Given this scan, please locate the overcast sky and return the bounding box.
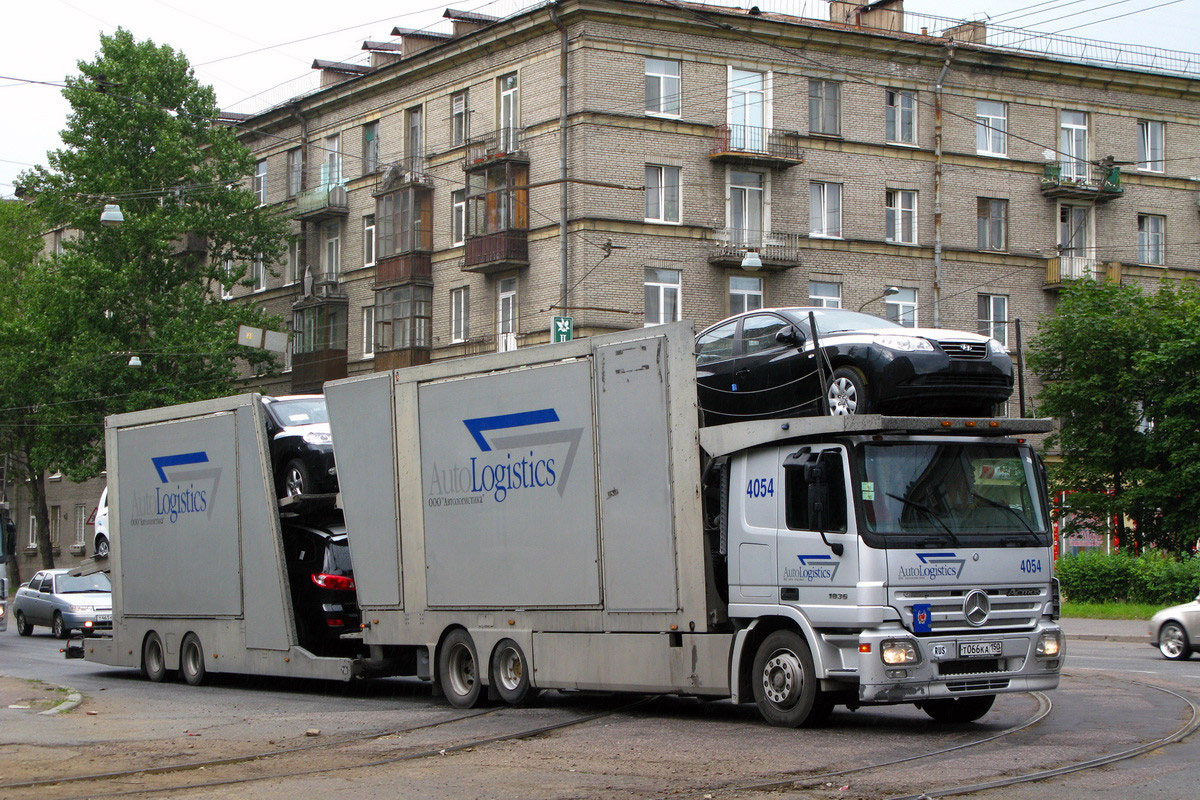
[2,0,1197,198]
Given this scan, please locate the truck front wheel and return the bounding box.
[751,630,831,727]
[919,694,995,723]
[439,629,484,708]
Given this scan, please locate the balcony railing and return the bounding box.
[709,228,804,269]
[1040,163,1123,201]
[465,127,527,168]
[463,229,529,272]
[710,124,804,167]
[1044,255,1121,288]
[293,183,349,221]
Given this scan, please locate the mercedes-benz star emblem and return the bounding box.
[963,590,990,627]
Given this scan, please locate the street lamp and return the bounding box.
[740,251,762,271]
[100,204,125,226]
[858,286,900,312]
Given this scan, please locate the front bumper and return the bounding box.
[61,610,114,631]
[0,603,7,632]
[855,620,1062,703]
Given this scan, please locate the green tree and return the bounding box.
[7,29,287,568]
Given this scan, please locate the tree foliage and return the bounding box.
[1029,279,1200,553]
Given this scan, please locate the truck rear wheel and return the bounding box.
[751,630,831,727]
[142,632,168,683]
[180,633,208,686]
[919,694,995,723]
[439,629,484,708]
[491,639,540,706]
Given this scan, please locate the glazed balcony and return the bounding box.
[293,183,349,221]
[710,125,804,168]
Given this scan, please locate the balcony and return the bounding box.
[376,239,433,287]
[709,125,804,168]
[376,158,433,192]
[708,229,803,271]
[463,230,529,273]
[1044,256,1121,289]
[1040,163,1123,202]
[293,183,349,221]
[464,127,527,168]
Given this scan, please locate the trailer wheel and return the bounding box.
[438,629,484,708]
[180,633,208,686]
[919,694,995,723]
[491,639,540,706]
[142,632,168,683]
[751,630,830,728]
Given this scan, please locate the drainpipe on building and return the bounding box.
[932,45,956,329]
[551,2,570,318]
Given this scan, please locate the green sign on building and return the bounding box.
[551,315,573,343]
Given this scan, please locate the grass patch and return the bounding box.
[1062,601,1165,620]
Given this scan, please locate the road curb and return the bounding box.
[1065,633,1144,644]
[39,687,83,715]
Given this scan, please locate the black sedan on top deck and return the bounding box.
[695,307,1013,425]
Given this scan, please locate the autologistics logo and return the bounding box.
[130,451,222,526]
[898,552,966,582]
[783,554,840,583]
[425,408,584,506]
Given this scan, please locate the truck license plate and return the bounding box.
[959,640,1002,658]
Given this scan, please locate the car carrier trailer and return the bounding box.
[79,322,1061,726]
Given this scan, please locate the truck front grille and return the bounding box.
[897,586,1046,634]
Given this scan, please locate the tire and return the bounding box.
[1158,621,1193,661]
[95,534,110,559]
[142,632,168,683]
[491,639,540,706]
[52,612,69,640]
[826,367,870,416]
[438,629,484,709]
[283,459,312,498]
[751,630,828,727]
[920,694,996,723]
[83,628,97,638]
[15,611,32,636]
[180,633,209,686]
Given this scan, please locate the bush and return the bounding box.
[1055,551,1200,605]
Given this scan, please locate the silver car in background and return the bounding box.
[1149,594,1200,660]
[13,569,113,638]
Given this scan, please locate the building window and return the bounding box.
[466,163,528,237]
[250,254,266,292]
[363,121,380,174]
[1059,203,1092,273]
[375,284,432,350]
[497,276,517,352]
[729,275,762,316]
[976,100,1007,156]
[978,294,1009,348]
[451,286,469,343]
[498,72,519,148]
[1059,111,1089,182]
[451,189,466,246]
[287,148,302,197]
[323,133,342,186]
[885,287,917,328]
[729,69,767,151]
[729,169,765,248]
[220,257,234,300]
[809,181,842,238]
[362,305,375,358]
[451,90,469,146]
[322,221,341,281]
[28,513,36,548]
[75,504,86,546]
[253,159,267,206]
[809,281,841,308]
[885,89,916,144]
[885,189,917,244]
[293,305,347,354]
[644,268,681,327]
[645,165,681,223]
[363,214,376,267]
[1137,120,1164,173]
[406,106,424,172]
[286,237,301,284]
[376,189,433,258]
[808,79,840,136]
[1138,214,1165,265]
[977,198,1008,252]
[645,58,681,117]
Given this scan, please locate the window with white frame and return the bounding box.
[1059,111,1088,182]
[253,159,267,206]
[362,305,375,357]
[451,189,466,246]
[885,89,916,144]
[323,133,342,186]
[729,275,762,316]
[75,504,86,546]
[498,72,519,149]
[645,165,680,223]
[729,169,765,248]
[976,100,1007,156]
[1138,214,1165,265]
[451,286,469,343]
[496,276,517,352]
[644,268,681,326]
[451,90,469,146]
[28,513,36,548]
[645,58,681,117]
[1137,120,1164,173]
[809,181,842,238]
[363,214,376,267]
[220,257,234,300]
[885,287,917,328]
[287,148,302,197]
[406,105,424,172]
[250,254,266,292]
[885,189,917,244]
[978,293,1008,348]
[808,281,841,308]
[322,220,340,281]
[728,69,767,151]
[363,121,380,174]
[977,197,1008,251]
[809,79,840,136]
[286,237,301,284]
[1058,203,1093,277]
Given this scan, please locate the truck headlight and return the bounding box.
[1036,631,1061,657]
[881,639,920,665]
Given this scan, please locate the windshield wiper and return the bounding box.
[885,492,961,545]
[971,492,1036,535]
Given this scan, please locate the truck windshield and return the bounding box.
[857,442,1047,544]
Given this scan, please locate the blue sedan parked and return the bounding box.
[13,569,112,638]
